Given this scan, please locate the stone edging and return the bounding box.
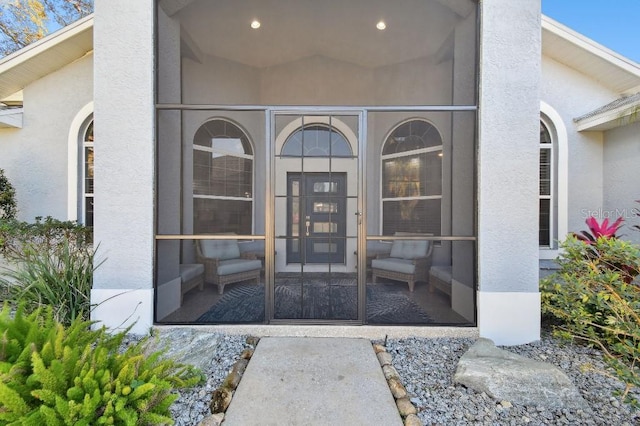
[198,336,260,426]
[373,343,422,426]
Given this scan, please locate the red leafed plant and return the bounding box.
[575,216,638,284]
[576,216,624,243]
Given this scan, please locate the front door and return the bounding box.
[287,173,347,264]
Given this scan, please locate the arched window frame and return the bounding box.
[67,102,94,225]
[540,101,568,258]
[81,119,94,226]
[192,118,255,234]
[380,119,443,235]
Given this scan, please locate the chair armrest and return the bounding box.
[412,256,432,276]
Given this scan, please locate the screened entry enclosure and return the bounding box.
[155,0,478,326]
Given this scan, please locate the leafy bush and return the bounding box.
[0,216,92,264]
[541,235,640,406]
[0,305,203,425]
[0,239,100,325]
[0,216,96,325]
[0,168,17,220]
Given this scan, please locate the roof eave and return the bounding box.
[575,102,640,132]
[542,15,640,94]
[0,108,23,128]
[0,14,94,99]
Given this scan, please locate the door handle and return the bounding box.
[305,216,311,237]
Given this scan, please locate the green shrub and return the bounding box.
[0,238,100,325]
[0,216,92,264]
[0,304,203,425]
[0,217,96,325]
[541,235,640,406]
[0,168,17,220]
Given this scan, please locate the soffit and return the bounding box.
[0,15,94,100]
[174,0,469,69]
[542,16,640,94]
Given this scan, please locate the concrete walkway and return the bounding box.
[223,337,403,426]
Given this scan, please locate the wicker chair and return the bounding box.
[196,238,262,295]
[371,233,433,292]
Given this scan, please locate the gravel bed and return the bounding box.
[168,334,249,426]
[162,332,639,425]
[385,335,640,426]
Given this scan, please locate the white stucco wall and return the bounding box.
[0,54,93,222]
[91,0,155,334]
[603,121,640,245]
[477,0,541,345]
[541,56,618,235]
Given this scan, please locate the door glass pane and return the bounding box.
[314,182,338,193]
[314,202,338,213]
[313,222,338,233]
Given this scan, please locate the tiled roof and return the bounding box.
[575,93,640,122]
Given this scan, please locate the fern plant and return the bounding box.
[0,304,203,425]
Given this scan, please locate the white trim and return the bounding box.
[67,101,94,221]
[542,16,640,77]
[540,101,568,260]
[477,291,541,346]
[0,108,23,128]
[575,100,640,131]
[451,279,474,322]
[90,288,154,335]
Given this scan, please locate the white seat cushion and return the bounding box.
[180,264,204,281]
[372,258,416,275]
[217,259,262,276]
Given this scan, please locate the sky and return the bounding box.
[542,0,640,63]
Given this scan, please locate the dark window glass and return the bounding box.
[281,125,352,157]
[539,199,551,246]
[194,198,252,234]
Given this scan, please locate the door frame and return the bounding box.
[286,172,348,264]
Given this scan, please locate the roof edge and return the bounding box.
[0,14,94,72]
[542,15,640,80]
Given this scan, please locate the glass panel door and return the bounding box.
[272,112,360,322]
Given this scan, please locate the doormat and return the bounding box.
[196,282,433,324]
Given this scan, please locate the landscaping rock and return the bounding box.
[377,351,393,367]
[453,338,587,410]
[388,377,408,399]
[396,397,417,416]
[197,413,224,426]
[404,414,422,426]
[210,387,233,414]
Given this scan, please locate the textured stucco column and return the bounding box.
[477,0,541,345]
[91,0,155,334]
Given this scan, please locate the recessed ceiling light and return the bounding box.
[376,21,386,30]
[251,20,261,29]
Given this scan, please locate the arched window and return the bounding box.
[193,119,254,234]
[381,119,442,235]
[539,120,556,247]
[281,124,352,157]
[81,119,94,226]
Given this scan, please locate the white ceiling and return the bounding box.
[169,0,472,69]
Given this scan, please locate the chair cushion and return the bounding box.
[430,265,452,281]
[372,258,416,275]
[390,239,429,260]
[366,240,392,257]
[179,264,204,282]
[217,259,262,276]
[200,239,240,260]
[238,240,265,255]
